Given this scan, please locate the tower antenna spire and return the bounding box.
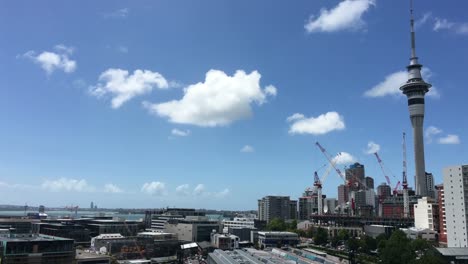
[410,0,417,59]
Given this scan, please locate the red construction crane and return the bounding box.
[373,152,401,195]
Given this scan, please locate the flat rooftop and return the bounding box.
[76,249,110,260]
[1,234,73,242]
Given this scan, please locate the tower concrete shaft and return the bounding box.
[400,1,431,197]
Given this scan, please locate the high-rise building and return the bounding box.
[346,163,365,190]
[258,196,297,223]
[426,172,435,199]
[90,202,94,210]
[399,3,432,197]
[377,183,391,199]
[443,165,468,247]
[436,184,447,245]
[365,176,375,189]
[338,184,349,207]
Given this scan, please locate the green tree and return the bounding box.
[289,219,298,230]
[337,229,350,241]
[314,227,328,245]
[305,226,315,238]
[267,218,287,231]
[379,230,415,264]
[346,237,360,252]
[363,235,377,252]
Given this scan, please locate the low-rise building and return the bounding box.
[211,233,239,250]
[75,249,110,264]
[0,234,74,263]
[257,231,299,248]
[165,217,221,242]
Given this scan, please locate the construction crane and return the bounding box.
[313,171,323,215]
[402,132,410,218]
[315,142,357,216]
[373,152,401,195]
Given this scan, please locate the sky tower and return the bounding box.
[400,0,432,197]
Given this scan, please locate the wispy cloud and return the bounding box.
[287,112,345,135]
[305,0,375,33]
[425,126,442,143]
[240,145,254,153]
[171,129,190,137]
[104,183,123,193]
[364,68,439,98]
[104,8,129,19]
[415,12,432,29]
[365,141,380,154]
[176,184,190,196]
[438,134,461,145]
[433,18,468,35]
[143,70,277,127]
[20,44,76,75]
[42,178,94,192]
[89,68,169,108]
[193,184,206,196]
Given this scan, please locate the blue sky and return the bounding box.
[0,0,467,210]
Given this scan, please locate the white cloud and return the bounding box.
[193,184,206,196]
[433,18,468,35]
[438,134,460,145]
[143,70,276,127]
[415,12,432,29]
[21,45,76,74]
[364,68,439,98]
[365,141,380,154]
[176,184,190,196]
[287,112,345,135]
[216,188,230,198]
[171,128,190,137]
[104,8,129,19]
[89,68,169,108]
[141,181,166,196]
[425,126,442,143]
[332,152,357,165]
[104,183,123,193]
[42,178,94,192]
[240,145,255,153]
[305,0,375,33]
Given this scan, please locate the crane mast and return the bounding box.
[314,171,323,215]
[403,132,410,218]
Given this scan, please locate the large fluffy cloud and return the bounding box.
[305,0,375,33]
[287,112,345,135]
[364,68,439,98]
[21,44,76,74]
[90,68,169,108]
[143,70,276,127]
